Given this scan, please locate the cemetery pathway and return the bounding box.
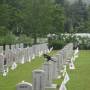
[67,50,90,90]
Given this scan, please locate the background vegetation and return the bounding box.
[0,0,90,48]
[48,34,90,50]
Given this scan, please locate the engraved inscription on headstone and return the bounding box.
[16,81,32,90]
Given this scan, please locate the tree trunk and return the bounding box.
[33,33,37,44]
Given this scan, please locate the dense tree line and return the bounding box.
[58,0,90,33]
[0,0,65,44]
[0,0,90,44]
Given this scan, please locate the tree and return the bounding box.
[21,0,65,44]
[51,4,65,33]
[55,0,65,6]
[0,0,24,36]
[70,0,88,32]
[84,5,90,33]
[0,0,66,45]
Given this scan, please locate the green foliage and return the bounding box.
[0,4,11,27]
[0,26,9,36]
[17,34,33,46]
[48,34,90,50]
[0,0,66,44]
[0,0,90,45]
[61,0,89,33]
[79,37,90,50]
[55,0,65,6]
[0,33,16,45]
[51,4,65,33]
[48,40,65,50]
[83,6,90,33]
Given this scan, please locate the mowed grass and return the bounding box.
[0,50,90,90]
[0,51,57,90]
[66,50,90,90]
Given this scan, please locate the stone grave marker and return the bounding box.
[0,46,3,54]
[5,45,10,55]
[2,55,9,76]
[16,44,20,49]
[32,69,45,90]
[20,43,24,49]
[0,54,4,73]
[51,57,58,79]
[16,81,32,90]
[42,62,52,87]
[11,45,16,51]
[42,62,57,90]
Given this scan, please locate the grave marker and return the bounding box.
[32,70,45,90]
[16,81,32,90]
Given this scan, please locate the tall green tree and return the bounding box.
[70,0,88,32]
[55,0,65,6]
[0,0,24,35]
[51,4,65,33]
[0,0,66,44]
[21,0,65,44]
[84,5,90,33]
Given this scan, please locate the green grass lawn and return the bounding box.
[66,50,90,90]
[53,50,90,90]
[0,51,57,90]
[0,50,90,90]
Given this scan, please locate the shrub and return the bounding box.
[48,34,90,50]
[48,40,66,50]
[0,33,16,45]
[17,34,33,46]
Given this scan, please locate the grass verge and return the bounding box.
[0,50,57,90]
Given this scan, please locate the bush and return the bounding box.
[48,34,90,50]
[48,40,66,50]
[0,33,33,46]
[0,33,16,45]
[17,34,33,46]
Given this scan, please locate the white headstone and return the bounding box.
[20,43,24,49]
[5,45,10,52]
[16,81,32,90]
[11,45,16,51]
[21,56,25,64]
[5,45,10,56]
[0,46,3,54]
[51,57,58,79]
[56,54,62,74]
[0,54,4,73]
[42,62,53,87]
[16,44,20,49]
[32,70,45,90]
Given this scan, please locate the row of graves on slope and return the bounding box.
[0,43,52,76]
[16,43,79,90]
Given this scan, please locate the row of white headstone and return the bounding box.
[59,44,79,90]
[0,43,51,76]
[16,43,77,90]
